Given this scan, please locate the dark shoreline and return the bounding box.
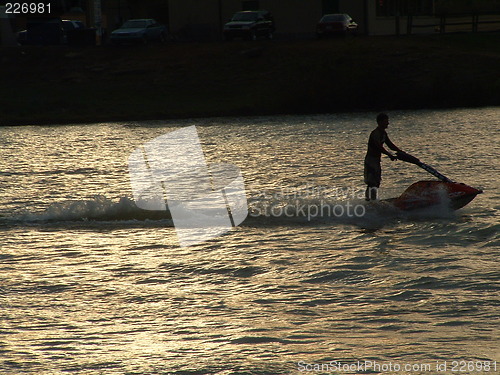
[2,33,500,126]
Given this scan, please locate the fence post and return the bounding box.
[440,14,446,34]
[472,14,479,32]
[406,14,412,35]
[395,12,400,36]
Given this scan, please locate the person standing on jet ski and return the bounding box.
[364,113,403,201]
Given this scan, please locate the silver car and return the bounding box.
[110,19,167,44]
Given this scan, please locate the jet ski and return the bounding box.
[387,151,482,211]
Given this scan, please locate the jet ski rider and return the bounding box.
[364,113,403,201]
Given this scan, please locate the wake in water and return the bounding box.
[6,196,173,225]
[1,189,456,230]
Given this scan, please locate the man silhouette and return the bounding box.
[364,113,402,201]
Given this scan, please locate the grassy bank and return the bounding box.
[2,33,500,125]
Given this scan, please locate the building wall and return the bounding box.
[168,0,329,40]
[108,0,500,39]
[103,0,133,30]
[259,0,323,38]
[0,6,18,46]
[114,0,397,39]
[169,0,221,40]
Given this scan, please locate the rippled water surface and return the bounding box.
[0,108,499,374]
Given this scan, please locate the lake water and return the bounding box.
[0,108,498,374]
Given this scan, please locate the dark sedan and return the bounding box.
[316,14,358,38]
[223,10,275,41]
[110,19,167,44]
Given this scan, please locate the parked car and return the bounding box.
[316,14,358,38]
[17,19,87,45]
[223,10,275,41]
[17,18,65,45]
[62,20,87,44]
[62,20,85,32]
[16,29,28,45]
[110,19,167,44]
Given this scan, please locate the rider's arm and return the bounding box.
[385,135,402,153]
[381,146,397,160]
